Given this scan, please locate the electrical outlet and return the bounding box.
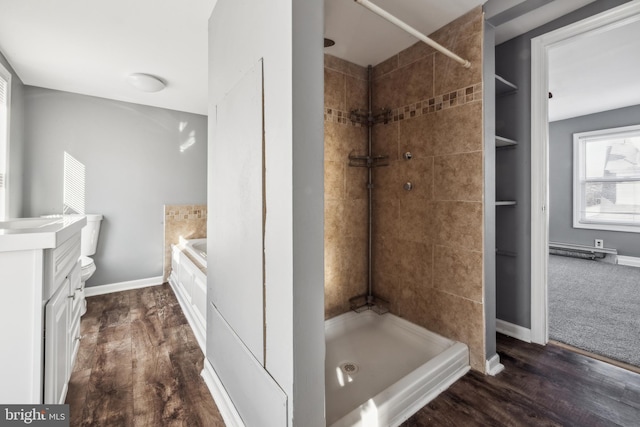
[595,239,604,249]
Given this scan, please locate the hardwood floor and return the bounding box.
[403,335,640,427]
[65,284,224,427]
[68,286,640,426]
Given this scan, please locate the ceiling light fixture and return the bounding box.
[127,73,166,92]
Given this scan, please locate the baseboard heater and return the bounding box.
[549,241,617,261]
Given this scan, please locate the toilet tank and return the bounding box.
[81,214,103,257]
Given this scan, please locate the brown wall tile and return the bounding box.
[397,199,434,244]
[431,102,483,155]
[433,245,483,302]
[373,54,399,78]
[325,233,369,318]
[325,199,346,239]
[434,33,483,95]
[374,55,435,110]
[433,201,483,251]
[346,75,368,112]
[372,198,400,240]
[324,161,345,201]
[418,288,485,372]
[398,157,434,201]
[345,165,368,200]
[325,122,367,162]
[398,42,436,68]
[325,54,368,80]
[395,240,433,290]
[372,121,399,160]
[399,114,436,159]
[429,6,483,53]
[344,199,368,239]
[433,152,483,201]
[324,68,346,110]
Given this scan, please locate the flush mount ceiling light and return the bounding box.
[127,73,166,92]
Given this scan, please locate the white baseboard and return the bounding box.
[485,354,505,376]
[496,319,531,343]
[84,276,164,297]
[617,255,640,268]
[201,360,245,427]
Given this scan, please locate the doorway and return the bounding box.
[530,1,640,351]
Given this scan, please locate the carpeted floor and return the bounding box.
[548,254,640,367]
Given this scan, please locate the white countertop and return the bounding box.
[0,216,87,252]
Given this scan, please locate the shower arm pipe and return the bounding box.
[353,0,472,69]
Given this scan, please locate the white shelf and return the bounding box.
[496,136,517,147]
[496,201,517,206]
[495,74,518,96]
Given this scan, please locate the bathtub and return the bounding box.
[325,310,469,426]
[169,238,207,352]
[183,237,207,268]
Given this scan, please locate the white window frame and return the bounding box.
[0,61,11,221]
[573,124,640,233]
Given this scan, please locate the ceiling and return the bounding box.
[324,0,486,67]
[0,0,216,115]
[0,0,635,118]
[485,0,598,45]
[548,17,640,122]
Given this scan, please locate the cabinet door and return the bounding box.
[68,261,83,369]
[44,278,71,404]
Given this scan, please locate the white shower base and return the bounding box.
[325,310,469,426]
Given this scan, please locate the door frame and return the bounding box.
[530,1,640,345]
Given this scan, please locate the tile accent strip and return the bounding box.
[324,82,482,126]
[165,205,207,221]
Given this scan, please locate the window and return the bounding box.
[0,62,10,220]
[573,125,640,233]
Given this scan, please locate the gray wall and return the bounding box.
[0,51,25,218]
[494,0,631,328]
[549,104,640,258]
[23,87,207,287]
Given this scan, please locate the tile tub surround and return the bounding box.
[324,7,486,371]
[163,204,207,281]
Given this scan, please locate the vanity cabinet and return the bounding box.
[44,277,72,404]
[0,216,85,404]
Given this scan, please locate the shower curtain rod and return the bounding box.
[354,0,472,69]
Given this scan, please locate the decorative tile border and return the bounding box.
[324,108,363,127]
[324,82,482,126]
[165,205,207,221]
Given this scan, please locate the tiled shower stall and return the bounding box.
[324,7,486,371]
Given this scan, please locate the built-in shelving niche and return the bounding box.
[495,74,517,245]
[495,74,518,96]
[495,136,517,148]
[495,75,518,149]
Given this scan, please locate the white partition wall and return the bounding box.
[206,0,325,425]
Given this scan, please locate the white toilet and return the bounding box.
[79,214,103,314]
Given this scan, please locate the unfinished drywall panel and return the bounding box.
[207,0,325,425]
